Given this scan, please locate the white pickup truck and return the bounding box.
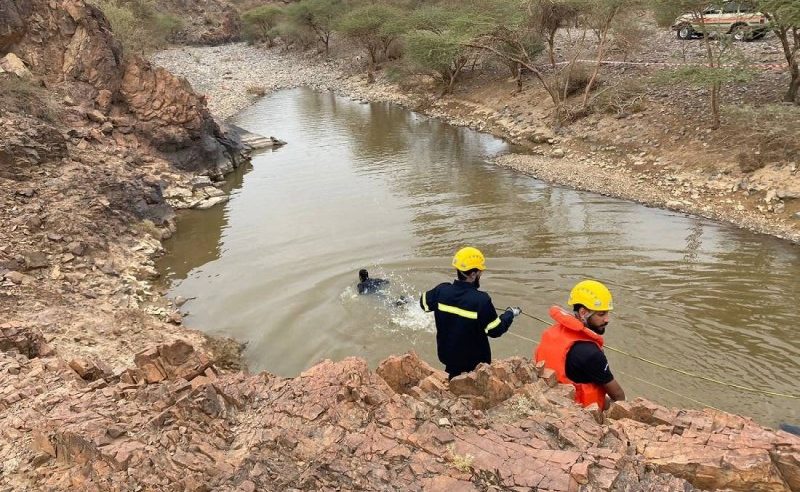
[672,2,769,41]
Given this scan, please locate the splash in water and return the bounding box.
[341,267,436,338]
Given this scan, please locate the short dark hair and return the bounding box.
[573,303,586,313]
[456,268,480,280]
[359,269,369,282]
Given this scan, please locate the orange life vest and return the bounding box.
[534,306,607,409]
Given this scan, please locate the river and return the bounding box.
[157,88,799,426]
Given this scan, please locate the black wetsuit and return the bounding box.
[357,277,389,295]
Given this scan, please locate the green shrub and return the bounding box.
[154,12,183,41]
[336,4,407,67]
[285,0,343,54]
[242,5,284,45]
[406,29,473,93]
[590,79,647,116]
[273,20,318,50]
[91,0,182,56]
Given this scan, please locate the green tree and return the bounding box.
[92,0,182,56]
[581,0,642,106]
[273,20,317,51]
[759,0,800,102]
[530,0,581,67]
[404,6,478,94]
[463,0,594,125]
[336,4,407,78]
[406,30,474,95]
[242,5,284,46]
[285,0,343,55]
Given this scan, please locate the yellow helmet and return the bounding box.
[452,246,486,272]
[568,280,613,311]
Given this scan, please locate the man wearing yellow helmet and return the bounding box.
[420,247,521,379]
[535,280,625,410]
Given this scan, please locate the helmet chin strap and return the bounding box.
[580,309,594,327]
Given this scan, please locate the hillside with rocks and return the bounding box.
[0,0,248,368]
[1,1,799,490]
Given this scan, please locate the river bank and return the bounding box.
[153,42,800,244]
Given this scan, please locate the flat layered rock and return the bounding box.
[2,345,796,491]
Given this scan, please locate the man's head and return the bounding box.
[452,247,485,286]
[574,304,610,334]
[359,269,369,282]
[568,280,613,335]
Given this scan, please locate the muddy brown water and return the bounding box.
[157,88,799,426]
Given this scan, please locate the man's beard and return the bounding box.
[474,278,480,289]
[588,319,607,335]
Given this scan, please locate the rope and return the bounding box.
[615,370,723,412]
[500,329,726,410]
[495,308,800,400]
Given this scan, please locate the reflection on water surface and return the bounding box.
[158,88,800,426]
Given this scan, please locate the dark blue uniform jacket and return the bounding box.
[420,280,514,379]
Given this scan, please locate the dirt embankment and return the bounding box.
[1,2,799,489]
[153,35,800,244]
[1,0,247,369]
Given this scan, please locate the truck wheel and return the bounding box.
[677,24,694,40]
[732,24,751,42]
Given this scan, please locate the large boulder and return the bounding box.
[120,57,234,170]
[0,52,31,77]
[127,339,214,384]
[1,0,241,173]
[610,398,800,492]
[376,351,444,394]
[448,356,538,409]
[7,0,123,91]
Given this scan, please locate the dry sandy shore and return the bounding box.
[153,43,799,245]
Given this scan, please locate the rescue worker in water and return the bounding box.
[357,269,388,295]
[535,280,626,410]
[420,247,521,379]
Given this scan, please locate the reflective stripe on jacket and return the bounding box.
[421,280,513,378]
[534,306,607,409]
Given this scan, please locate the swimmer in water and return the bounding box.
[357,269,389,295]
[357,269,409,306]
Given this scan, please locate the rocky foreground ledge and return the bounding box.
[2,325,797,491]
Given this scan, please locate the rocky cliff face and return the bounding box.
[0,0,239,173]
[1,337,797,491]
